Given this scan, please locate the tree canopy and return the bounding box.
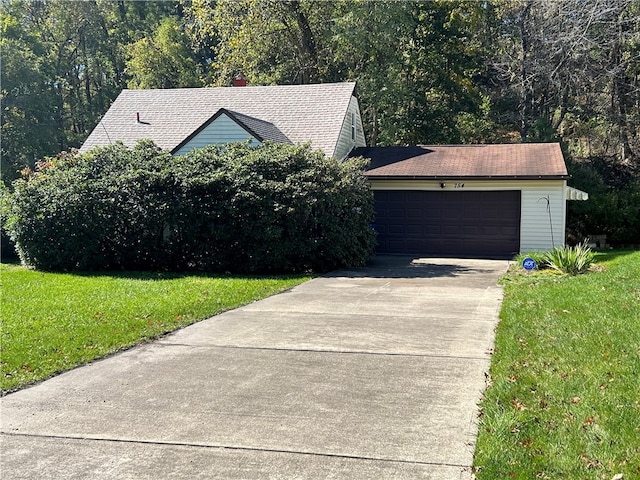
[183,0,640,158]
[2,0,639,184]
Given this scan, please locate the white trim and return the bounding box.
[565,186,589,201]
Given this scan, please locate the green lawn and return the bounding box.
[0,264,309,393]
[474,250,640,479]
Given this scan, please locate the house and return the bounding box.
[82,82,587,258]
[351,144,588,258]
[80,82,366,159]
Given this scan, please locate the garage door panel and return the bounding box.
[373,190,521,258]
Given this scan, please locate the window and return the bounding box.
[351,112,356,141]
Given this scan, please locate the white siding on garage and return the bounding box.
[173,113,260,155]
[519,185,566,251]
[367,179,567,253]
[334,96,366,159]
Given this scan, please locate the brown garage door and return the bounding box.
[373,190,521,258]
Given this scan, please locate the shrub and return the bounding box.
[542,242,595,275]
[5,140,376,273]
[167,142,376,272]
[6,143,175,270]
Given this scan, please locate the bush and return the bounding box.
[514,244,595,275]
[163,141,376,272]
[6,143,175,270]
[5,140,376,273]
[542,242,595,275]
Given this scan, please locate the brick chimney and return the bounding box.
[232,75,247,87]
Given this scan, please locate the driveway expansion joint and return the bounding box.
[157,342,491,361]
[1,431,470,469]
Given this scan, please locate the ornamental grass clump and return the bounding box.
[542,242,595,275]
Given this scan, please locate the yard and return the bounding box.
[2,251,638,478]
[474,250,640,479]
[0,264,309,393]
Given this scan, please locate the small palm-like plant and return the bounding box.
[542,242,595,275]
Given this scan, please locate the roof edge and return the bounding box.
[365,174,571,181]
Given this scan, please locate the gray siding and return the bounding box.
[334,96,366,159]
[174,114,260,155]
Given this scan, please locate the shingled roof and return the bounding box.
[353,144,569,179]
[81,82,357,157]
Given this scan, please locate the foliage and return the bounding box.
[172,142,376,273]
[2,0,639,238]
[475,250,640,479]
[5,141,375,273]
[514,244,595,276]
[187,0,487,146]
[541,243,595,276]
[3,0,640,161]
[0,183,18,261]
[485,0,639,154]
[566,156,640,245]
[0,0,184,184]
[0,263,309,393]
[0,1,60,183]
[125,16,203,89]
[6,142,171,270]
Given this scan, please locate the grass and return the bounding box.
[0,264,309,393]
[474,250,640,479]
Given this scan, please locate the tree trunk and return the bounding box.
[282,1,319,84]
[519,1,534,140]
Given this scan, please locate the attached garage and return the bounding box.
[351,144,588,258]
[374,190,521,257]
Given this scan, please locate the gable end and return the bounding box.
[172,108,262,154]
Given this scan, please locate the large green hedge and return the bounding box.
[6,140,376,273]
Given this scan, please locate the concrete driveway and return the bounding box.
[1,256,508,479]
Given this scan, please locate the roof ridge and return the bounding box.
[121,81,357,94]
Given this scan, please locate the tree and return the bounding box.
[1,0,59,183]
[1,0,188,184]
[487,0,640,161]
[185,0,339,86]
[185,0,488,145]
[125,16,203,89]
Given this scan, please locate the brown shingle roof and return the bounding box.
[353,144,569,179]
[80,83,357,157]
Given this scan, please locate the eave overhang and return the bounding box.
[364,174,571,181]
